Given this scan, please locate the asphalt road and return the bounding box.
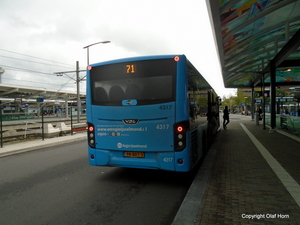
[0,141,197,225]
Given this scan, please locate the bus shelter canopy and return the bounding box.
[206,0,300,88]
[0,83,85,104]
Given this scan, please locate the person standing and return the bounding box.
[211,102,219,135]
[223,106,230,129]
[257,106,262,120]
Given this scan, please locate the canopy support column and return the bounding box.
[270,59,276,130]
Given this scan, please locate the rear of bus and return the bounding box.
[86,55,192,171]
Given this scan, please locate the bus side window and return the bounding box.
[109,86,125,101]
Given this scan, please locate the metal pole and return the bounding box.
[42,107,44,141]
[87,47,89,65]
[262,74,266,130]
[0,107,3,148]
[76,61,81,123]
[251,86,255,121]
[270,60,276,130]
[0,67,5,84]
[83,41,111,66]
[65,95,68,118]
[70,106,73,135]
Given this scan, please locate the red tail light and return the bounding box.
[174,121,189,151]
[177,126,183,132]
[87,122,95,148]
[178,159,184,164]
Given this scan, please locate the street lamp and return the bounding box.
[83,41,111,65]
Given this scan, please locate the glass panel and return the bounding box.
[90,59,176,106]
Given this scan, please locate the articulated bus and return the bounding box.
[86,55,220,172]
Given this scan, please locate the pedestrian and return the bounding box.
[223,106,230,129]
[211,102,219,135]
[257,107,262,120]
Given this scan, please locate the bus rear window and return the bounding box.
[90,59,176,106]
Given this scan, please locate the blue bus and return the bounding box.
[86,55,220,172]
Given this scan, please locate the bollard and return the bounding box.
[255,112,259,125]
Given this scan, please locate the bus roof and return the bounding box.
[90,54,186,67]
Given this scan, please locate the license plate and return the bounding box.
[124,152,145,158]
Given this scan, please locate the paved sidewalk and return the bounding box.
[194,115,300,224]
[0,132,87,158]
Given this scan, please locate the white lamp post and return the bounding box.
[83,41,111,65]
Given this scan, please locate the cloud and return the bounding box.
[101,27,174,55]
[0,0,236,97]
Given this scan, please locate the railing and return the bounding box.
[0,114,87,147]
[2,114,35,121]
[265,113,300,136]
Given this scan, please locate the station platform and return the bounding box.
[173,114,300,225]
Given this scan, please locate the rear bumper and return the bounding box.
[88,147,192,171]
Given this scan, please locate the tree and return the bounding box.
[221,89,253,113]
[222,94,237,112]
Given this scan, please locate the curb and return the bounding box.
[172,133,221,225]
[0,136,87,158]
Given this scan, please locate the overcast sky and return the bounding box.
[0,0,235,97]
